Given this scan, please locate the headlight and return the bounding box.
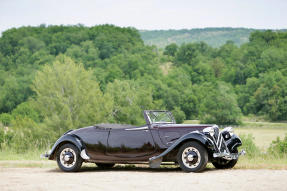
[203,127,215,137]
[223,126,234,136]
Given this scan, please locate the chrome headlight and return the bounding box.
[203,127,215,137]
[223,126,234,136]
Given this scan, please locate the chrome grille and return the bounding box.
[211,127,229,153]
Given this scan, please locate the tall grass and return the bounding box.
[0,149,46,160]
[236,133,287,169]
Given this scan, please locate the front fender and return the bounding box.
[149,131,214,161]
[47,133,83,160]
[226,134,242,153]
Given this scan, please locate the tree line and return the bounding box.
[140,27,255,48]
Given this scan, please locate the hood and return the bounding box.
[157,123,213,146]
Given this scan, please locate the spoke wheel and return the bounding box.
[177,141,208,173]
[56,143,83,172]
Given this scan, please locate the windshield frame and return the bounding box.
[144,110,176,125]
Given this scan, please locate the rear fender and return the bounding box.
[149,131,214,161]
[48,133,83,160]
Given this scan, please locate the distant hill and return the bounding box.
[139,28,257,48]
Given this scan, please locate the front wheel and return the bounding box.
[177,141,208,173]
[56,143,83,172]
[212,149,238,169]
[212,158,238,169]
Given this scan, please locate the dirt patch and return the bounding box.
[0,167,286,191]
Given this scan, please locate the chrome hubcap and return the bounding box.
[187,154,194,161]
[64,154,72,162]
[182,147,201,169]
[60,148,76,168]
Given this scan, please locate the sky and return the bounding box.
[0,0,287,34]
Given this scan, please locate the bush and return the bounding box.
[9,117,50,152]
[0,125,14,149]
[239,134,261,158]
[268,135,287,157]
[0,113,12,126]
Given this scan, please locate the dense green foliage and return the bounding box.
[33,55,112,136]
[198,82,242,125]
[106,79,159,125]
[0,24,287,151]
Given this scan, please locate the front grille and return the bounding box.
[211,127,229,153]
[213,126,220,140]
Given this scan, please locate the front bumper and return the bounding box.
[206,127,246,160]
[213,149,246,160]
[40,150,51,159]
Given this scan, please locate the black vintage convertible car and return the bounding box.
[43,110,245,172]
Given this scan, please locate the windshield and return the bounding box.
[146,111,175,124]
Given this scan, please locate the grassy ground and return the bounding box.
[235,157,287,170]
[0,149,46,161]
[235,120,286,151]
[235,128,286,150]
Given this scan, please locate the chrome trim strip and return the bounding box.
[223,139,230,153]
[216,133,221,145]
[125,126,148,131]
[219,136,223,149]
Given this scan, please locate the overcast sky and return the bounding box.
[1,0,286,34]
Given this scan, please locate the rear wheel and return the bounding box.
[56,143,83,172]
[177,141,208,173]
[96,163,115,169]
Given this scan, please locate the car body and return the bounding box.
[43,110,245,172]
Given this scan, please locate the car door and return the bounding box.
[106,126,156,158]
